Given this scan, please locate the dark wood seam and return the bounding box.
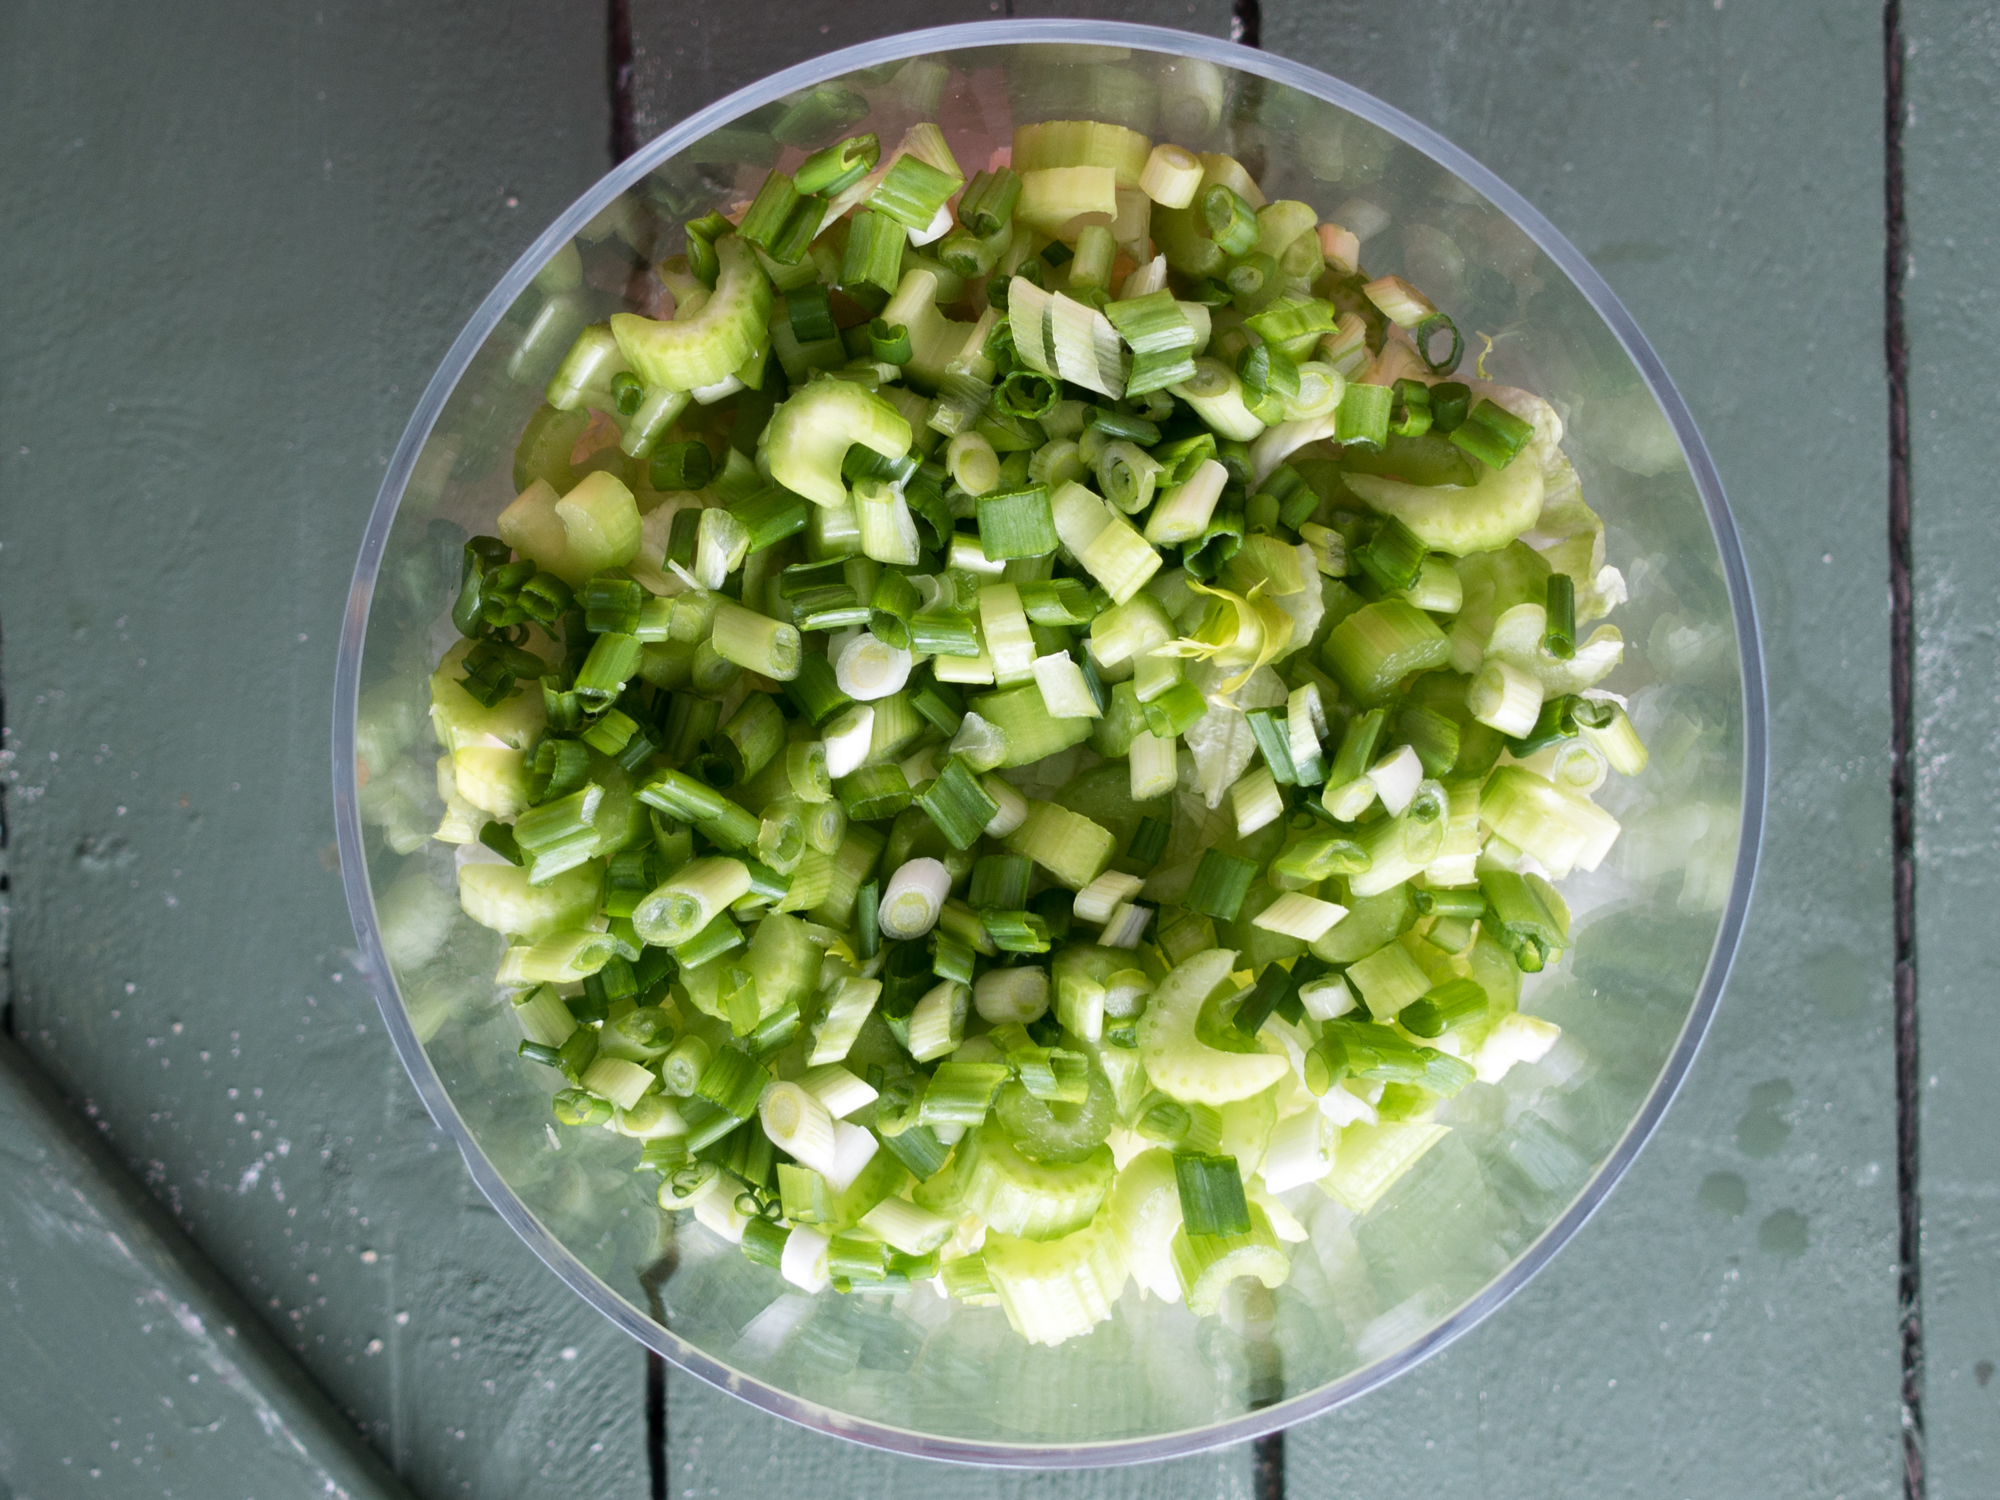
[1883,2,1923,1496]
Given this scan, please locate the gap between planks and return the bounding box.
[1881,0,1923,1497]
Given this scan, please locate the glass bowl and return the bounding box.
[333,20,1765,1465]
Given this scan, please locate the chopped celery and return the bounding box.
[427,102,1637,1346]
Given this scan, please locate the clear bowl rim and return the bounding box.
[332,17,1768,1467]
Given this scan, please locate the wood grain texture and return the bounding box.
[1904,5,2000,1494]
[0,0,1921,1494]
[0,1039,414,1499]
[623,5,1248,1492]
[0,2,644,1496]
[628,0,1232,148]
[1261,2,1901,1492]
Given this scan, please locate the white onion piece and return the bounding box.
[835,632,913,701]
[879,858,951,940]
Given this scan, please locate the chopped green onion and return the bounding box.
[871,153,963,230]
[1185,850,1257,921]
[682,212,731,289]
[957,166,1022,237]
[1142,679,1208,738]
[1468,658,1544,738]
[1415,313,1463,375]
[912,608,980,660]
[1105,290,1199,397]
[996,369,1059,420]
[1225,251,1279,308]
[1450,398,1536,469]
[869,318,913,365]
[694,1044,767,1119]
[1199,183,1259,256]
[1388,378,1433,438]
[1480,866,1568,972]
[976,485,1059,559]
[737,170,822,265]
[1544,573,1578,660]
[1355,518,1427,593]
[841,210,906,299]
[1335,381,1393,451]
[1399,977,1489,1038]
[839,763,913,821]
[969,853,1032,911]
[1244,707,1298,785]
[919,1061,1010,1128]
[916,756,1001,850]
[787,282,837,344]
[794,132,881,197]
[980,910,1053,953]
[710,600,802,680]
[784,652,851,727]
[907,979,971,1061]
[1428,381,1472,432]
[729,484,811,554]
[1174,1152,1252,1237]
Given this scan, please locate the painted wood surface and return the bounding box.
[0,1038,412,1499]
[1266,3,1903,1493]
[0,1,1934,1496]
[0,3,645,1496]
[1904,4,2000,1494]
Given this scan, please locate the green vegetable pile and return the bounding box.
[418,109,1646,1346]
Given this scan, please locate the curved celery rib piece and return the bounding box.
[1322,600,1452,707]
[983,1219,1129,1346]
[458,860,602,941]
[1104,1146,1186,1302]
[951,1120,1114,1241]
[1169,1202,1289,1317]
[611,234,772,393]
[1345,447,1545,556]
[1321,1120,1449,1214]
[1011,119,1153,187]
[758,377,914,508]
[1135,948,1289,1105]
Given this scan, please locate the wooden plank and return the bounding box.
[623,7,1241,1489]
[1902,5,2000,1493]
[629,2,1231,146]
[0,2,649,1496]
[0,1039,414,1499]
[1260,1,1902,1490]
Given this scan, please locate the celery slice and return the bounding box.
[1345,445,1546,556]
[612,235,773,393]
[1136,949,1289,1105]
[759,377,914,508]
[984,1221,1129,1346]
[1169,1203,1290,1317]
[951,1120,1115,1241]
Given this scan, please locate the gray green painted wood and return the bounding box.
[0,0,1938,1495]
[1266,2,1902,1491]
[628,0,1233,147]
[624,7,1253,1491]
[0,1037,411,1500]
[1904,5,2000,1494]
[609,3,1906,1493]
[0,2,646,1496]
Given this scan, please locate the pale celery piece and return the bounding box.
[430,103,1642,1350]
